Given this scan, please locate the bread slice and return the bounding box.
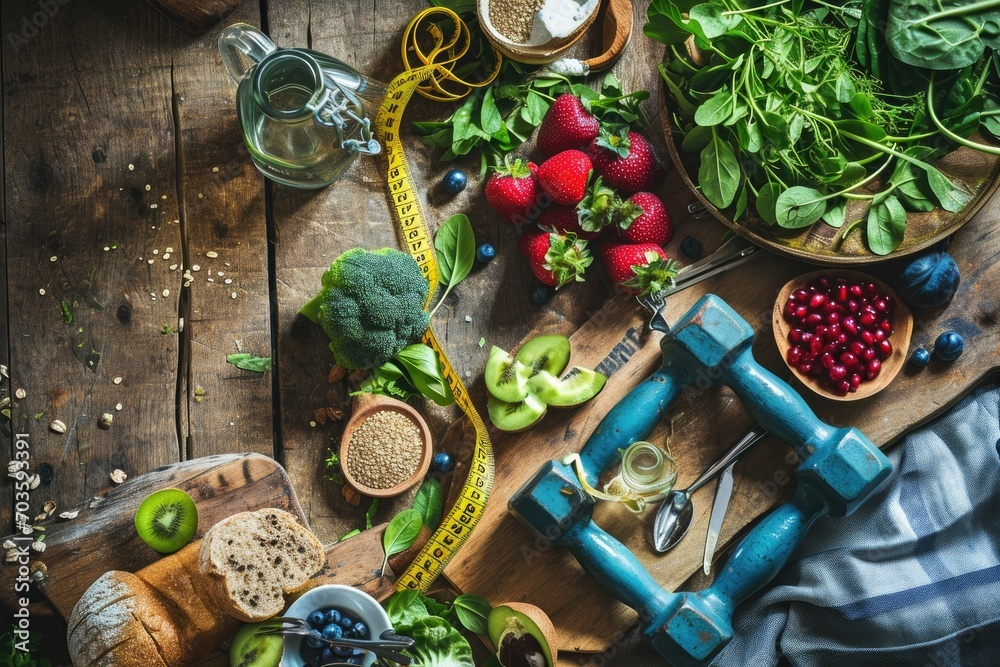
[199,508,325,622]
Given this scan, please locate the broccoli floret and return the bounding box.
[300,247,430,370]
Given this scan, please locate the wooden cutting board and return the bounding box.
[445,190,1000,655]
[0,453,395,620]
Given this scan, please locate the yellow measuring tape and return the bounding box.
[376,7,501,592]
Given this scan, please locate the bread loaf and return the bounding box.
[199,508,325,622]
[68,508,325,667]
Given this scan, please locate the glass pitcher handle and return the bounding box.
[218,23,276,84]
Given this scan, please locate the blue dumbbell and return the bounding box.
[509,294,891,666]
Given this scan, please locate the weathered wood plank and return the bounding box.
[2,0,182,528]
[170,2,274,458]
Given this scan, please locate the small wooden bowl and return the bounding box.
[478,0,600,65]
[340,393,432,498]
[773,270,913,401]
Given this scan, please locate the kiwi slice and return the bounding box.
[515,335,571,378]
[485,346,533,402]
[135,488,198,554]
[229,622,283,667]
[527,367,607,407]
[488,393,547,432]
[488,602,557,667]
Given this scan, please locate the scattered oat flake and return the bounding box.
[218,271,225,277]
[169,264,178,271]
[28,474,40,490]
[15,388,26,400]
[104,246,110,251]
[224,278,233,284]
[59,510,79,520]
[31,541,45,553]
[39,288,45,295]
[147,259,155,265]
[110,469,127,484]
[231,292,238,299]
[128,164,135,171]
[153,249,159,255]
[49,256,57,262]
[144,184,151,191]
[115,403,123,411]
[212,166,220,172]
[163,253,171,260]
[191,265,201,272]
[207,278,214,283]
[113,377,122,385]
[151,204,158,209]
[162,289,170,298]
[50,420,67,434]
[165,247,174,253]
[161,195,167,200]
[205,251,219,258]
[310,421,317,427]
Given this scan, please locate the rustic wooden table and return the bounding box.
[3,0,1000,664]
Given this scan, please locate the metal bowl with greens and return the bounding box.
[646,0,1000,259]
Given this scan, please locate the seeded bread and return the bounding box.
[199,507,325,622]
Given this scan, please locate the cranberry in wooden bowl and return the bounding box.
[773,270,913,401]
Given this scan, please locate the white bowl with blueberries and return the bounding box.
[281,585,394,667]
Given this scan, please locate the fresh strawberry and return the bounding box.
[617,192,673,246]
[485,156,539,225]
[537,94,600,157]
[577,176,621,236]
[600,241,678,296]
[535,150,592,206]
[538,205,600,241]
[518,228,593,288]
[588,129,655,193]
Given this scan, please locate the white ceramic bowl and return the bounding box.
[281,584,394,667]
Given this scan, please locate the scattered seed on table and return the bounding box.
[465,315,472,322]
[212,166,219,172]
[103,246,110,251]
[191,265,201,272]
[110,469,127,484]
[346,410,423,490]
[218,271,225,277]
[224,278,233,284]
[169,264,178,271]
[98,413,113,429]
[205,251,219,258]
[309,421,317,427]
[50,420,67,434]
[161,195,167,200]
[165,247,173,253]
[144,184,151,191]
[38,289,45,295]
[113,377,122,385]
[128,164,135,171]
[162,253,170,260]
[152,249,159,255]
[231,292,237,299]
[115,403,123,411]
[15,388,26,400]
[147,259,155,265]
[49,256,57,262]
[207,278,214,283]
[59,510,79,519]
[162,289,170,298]
[150,204,158,209]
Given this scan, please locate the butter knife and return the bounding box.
[703,460,735,575]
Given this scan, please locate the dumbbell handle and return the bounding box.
[578,357,690,487]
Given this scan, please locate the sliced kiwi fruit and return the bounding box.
[485,346,533,402]
[514,335,571,378]
[527,367,607,407]
[135,488,198,554]
[487,393,547,432]
[229,622,283,667]
[488,602,557,667]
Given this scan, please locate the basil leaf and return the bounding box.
[382,509,423,575]
[480,87,503,135]
[395,343,455,406]
[413,478,444,529]
[698,129,741,208]
[226,353,271,373]
[434,214,475,287]
[365,497,379,531]
[866,195,906,256]
[452,594,492,635]
[775,187,827,229]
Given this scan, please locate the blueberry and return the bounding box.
[307,610,326,628]
[352,622,367,638]
[530,286,556,305]
[333,644,353,658]
[933,331,964,361]
[680,235,703,259]
[909,347,931,368]
[324,608,342,625]
[339,615,354,629]
[306,629,325,648]
[432,451,454,473]
[476,243,496,263]
[320,648,335,663]
[322,623,344,640]
[443,169,467,194]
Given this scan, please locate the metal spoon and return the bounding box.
[652,426,767,553]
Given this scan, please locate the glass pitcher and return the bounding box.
[219,23,384,189]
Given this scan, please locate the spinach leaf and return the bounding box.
[755,182,783,226]
[365,497,379,531]
[413,478,444,529]
[395,343,455,406]
[689,2,742,39]
[226,353,271,373]
[775,187,828,229]
[886,0,1000,70]
[694,90,735,127]
[699,129,741,208]
[434,214,475,287]
[382,509,423,575]
[452,594,492,635]
[866,195,907,255]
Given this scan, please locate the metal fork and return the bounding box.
[255,617,414,665]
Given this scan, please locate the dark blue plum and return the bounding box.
[933,331,964,362]
[909,347,931,368]
[897,250,960,309]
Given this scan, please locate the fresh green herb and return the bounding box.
[323,449,344,485]
[226,353,271,373]
[1,629,52,667]
[412,478,444,529]
[365,497,380,531]
[648,0,991,254]
[394,344,455,406]
[383,590,479,667]
[33,412,44,421]
[160,325,174,335]
[451,594,491,635]
[430,214,476,318]
[478,337,485,348]
[339,528,360,541]
[59,300,73,325]
[382,509,423,574]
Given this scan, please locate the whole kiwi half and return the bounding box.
[229,622,283,667]
[135,488,199,553]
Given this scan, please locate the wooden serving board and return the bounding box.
[445,190,1000,655]
[0,453,395,621]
